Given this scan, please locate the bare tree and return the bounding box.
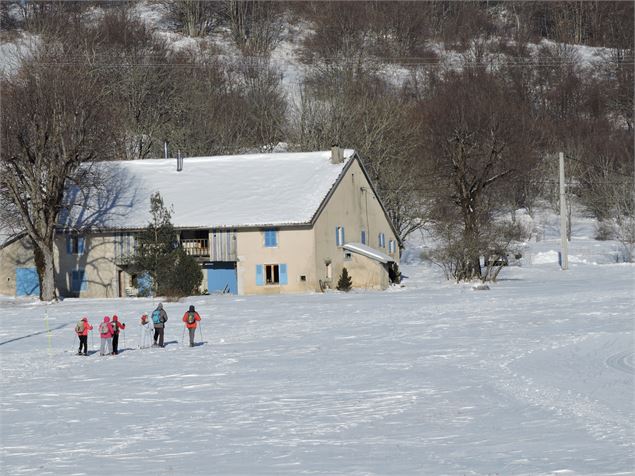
[94,9,179,160]
[292,68,426,242]
[162,0,224,38]
[0,44,110,300]
[420,68,536,281]
[225,0,285,56]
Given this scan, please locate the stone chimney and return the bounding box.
[176,150,183,172]
[330,145,344,164]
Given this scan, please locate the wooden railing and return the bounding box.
[182,238,209,257]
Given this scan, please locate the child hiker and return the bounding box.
[99,316,115,356]
[111,315,126,355]
[139,313,154,349]
[75,317,93,356]
[182,305,201,347]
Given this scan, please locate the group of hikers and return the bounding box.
[74,303,202,356]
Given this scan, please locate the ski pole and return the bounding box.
[181,326,186,346]
[198,321,204,342]
[123,329,126,349]
[90,331,94,352]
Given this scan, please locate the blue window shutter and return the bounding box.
[361,230,366,245]
[72,270,85,292]
[335,227,340,246]
[66,236,73,254]
[265,230,278,247]
[342,227,345,245]
[256,265,264,286]
[79,270,87,291]
[78,236,85,255]
[279,264,288,285]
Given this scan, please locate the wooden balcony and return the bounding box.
[182,238,209,257]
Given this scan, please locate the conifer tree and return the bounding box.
[337,267,353,292]
[133,192,202,297]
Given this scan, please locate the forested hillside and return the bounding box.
[1,1,633,285]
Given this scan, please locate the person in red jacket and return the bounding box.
[111,315,126,355]
[75,317,93,356]
[99,316,115,356]
[182,305,201,347]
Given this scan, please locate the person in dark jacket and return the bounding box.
[151,303,168,347]
[111,315,126,355]
[182,305,201,347]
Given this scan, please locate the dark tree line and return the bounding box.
[1,1,633,297]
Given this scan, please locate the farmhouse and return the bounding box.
[0,148,401,298]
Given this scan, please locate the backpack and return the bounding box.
[75,321,85,334]
[152,310,161,325]
[187,312,196,324]
[99,322,109,334]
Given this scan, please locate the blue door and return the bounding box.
[207,262,237,294]
[16,267,40,297]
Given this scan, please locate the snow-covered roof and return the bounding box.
[343,242,394,264]
[61,150,355,230]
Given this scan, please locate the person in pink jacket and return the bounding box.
[75,317,93,356]
[98,316,115,356]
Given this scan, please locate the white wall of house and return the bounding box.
[0,237,36,296]
[237,227,316,295]
[313,159,400,290]
[56,233,119,298]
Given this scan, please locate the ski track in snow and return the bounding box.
[1,260,634,475]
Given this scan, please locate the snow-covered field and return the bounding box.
[1,230,634,475]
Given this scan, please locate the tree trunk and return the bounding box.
[33,240,57,301]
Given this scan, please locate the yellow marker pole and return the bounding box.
[44,301,52,357]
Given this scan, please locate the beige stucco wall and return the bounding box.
[0,237,36,296]
[237,227,317,295]
[55,234,120,298]
[313,159,400,290]
[342,253,390,289]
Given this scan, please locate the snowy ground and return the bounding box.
[1,231,634,475]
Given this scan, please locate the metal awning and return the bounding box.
[343,242,394,264]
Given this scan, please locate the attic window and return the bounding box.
[344,252,352,261]
[264,229,278,247]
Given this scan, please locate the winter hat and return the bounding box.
[103,316,110,322]
[82,317,88,322]
[157,303,163,310]
[188,305,195,312]
[112,315,119,322]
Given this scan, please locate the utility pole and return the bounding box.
[559,152,568,270]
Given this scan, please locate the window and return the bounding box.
[361,230,367,245]
[266,264,279,284]
[71,269,87,292]
[336,226,345,246]
[378,233,386,248]
[264,229,278,247]
[388,240,395,254]
[344,252,352,261]
[256,264,288,286]
[66,235,85,255]
[300,275,307,282]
